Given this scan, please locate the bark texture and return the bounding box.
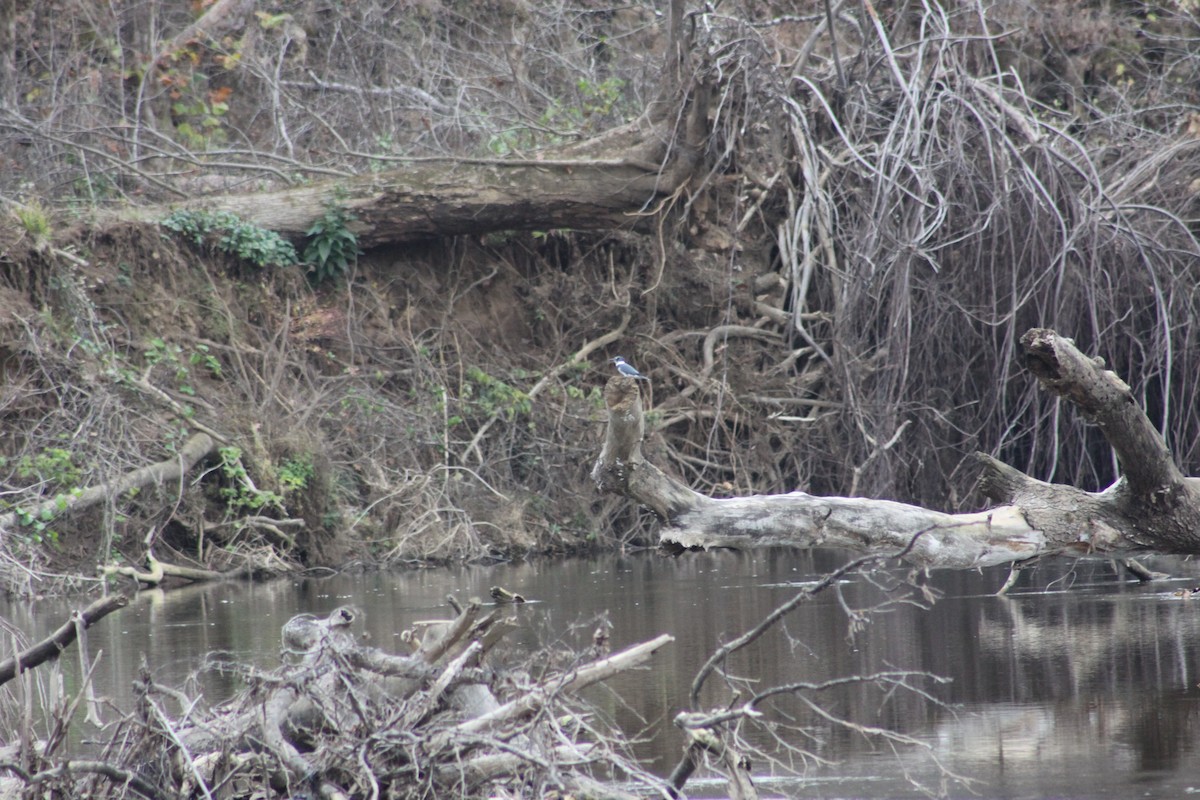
[121,96,708,248]
[593,328,1200,564]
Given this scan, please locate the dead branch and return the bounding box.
[0,759,170,800]
[99,551,256,587]
[1018,328,1192,499]
[0,434,216,536]
[0,594,128,687]
[135,606,675,798]
[442,633,674,741]
[595,329,1200,562]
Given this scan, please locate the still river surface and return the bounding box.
[5,549,1200,798]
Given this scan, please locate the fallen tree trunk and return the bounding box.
[0,433,216,537]
[130,147,695,249]
[113,74,709,249]
[593,328,1200,565]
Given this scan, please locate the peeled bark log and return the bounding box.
[593,328,1200,564]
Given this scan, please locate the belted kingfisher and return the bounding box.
[610,356,650,381]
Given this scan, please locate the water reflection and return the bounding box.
[3,551,1200,798]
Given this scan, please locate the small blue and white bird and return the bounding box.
[610,356,650,381]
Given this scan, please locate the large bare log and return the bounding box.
[593,376,1048,567]
[593,328,1200,563]
[135,156,681,248]
[114,86,709,249]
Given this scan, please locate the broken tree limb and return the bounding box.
[436,633,675,744]
[594,328,1200,562]
[98,551,256,587]
[1019,327,1188,497]
[975,329,1200,552]
[0,433,216,536]
[0,594,128,687]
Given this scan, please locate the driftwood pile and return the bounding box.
[0,597,675,799]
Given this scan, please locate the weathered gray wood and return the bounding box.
[595,328,1200,562]
[1019,327,1187,498]
[590,378,706,520]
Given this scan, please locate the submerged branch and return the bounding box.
[0,594,128,687]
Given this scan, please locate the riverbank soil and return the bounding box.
[5,1,1200,592]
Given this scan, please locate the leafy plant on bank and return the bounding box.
[8,447,82,490]
[143,338,222,398]
[217,446,284,511]
[13,199,52,244]
[462,366,532,422]
[302,202,360,284]
[161,209,298,269]
[278,455,315,494]
[0,448,85,548]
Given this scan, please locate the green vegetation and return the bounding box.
[161,209,299,269]
[8,447,82,490]
[463,367,532,421]
[278,455,315,494]
[143,338,222,396]
[217,446,284,511]
[189,343,223,378]
[0,448,85,549]
[303,202,360,284]
[12,505,62,547]
[13,200,52,242]
[170,83,231,150]
[214,447,314,514]
[162,204,361,284]
[488,76,629,155]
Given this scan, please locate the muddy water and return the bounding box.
[5,550,1200,798]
